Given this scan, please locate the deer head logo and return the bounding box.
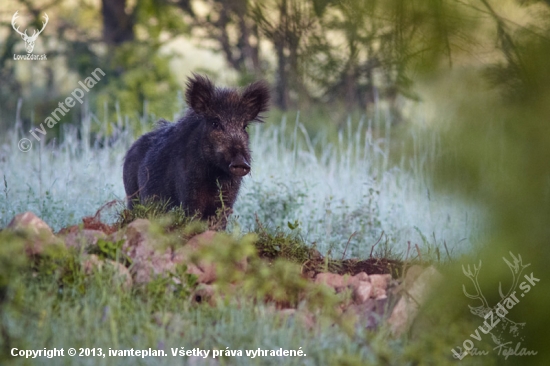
[11,11,48,54]
[462,252,530,345]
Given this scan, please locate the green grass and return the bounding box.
[0,224,363,365]
[116,199,206,233]
[0,225,486,366]
[3,283,368,366]
[0,102,487,365]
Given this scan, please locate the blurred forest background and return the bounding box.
[1,0,548,133]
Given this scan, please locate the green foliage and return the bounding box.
[253,219,311,264]
[248,179,307,229]
[427,70,550,362]
[398,1,550,362]
[0,231,27,299]
[412,226,449,263]
[190,230,340,311]
[88,238,130,265]
[0,0,189,132]
[29,243,88,294]
[0,226,385,365]
[117,198,206,234]
[140,263,197,312]
[97,43,182,120]
[244,259,314,308]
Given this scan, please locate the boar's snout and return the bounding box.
[229,155,250,177]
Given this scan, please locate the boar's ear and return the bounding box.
[186,74,214,114]
[241,81,270,122]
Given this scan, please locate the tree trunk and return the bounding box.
[274,0,289,110]
[101,0,134,46]
[274,38,288,110]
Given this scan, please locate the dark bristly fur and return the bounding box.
[123,74,270,222]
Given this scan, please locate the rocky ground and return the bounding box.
[5,211,442,337]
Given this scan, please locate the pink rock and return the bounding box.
[124,219,153,251]
[63,229,107,249]
[185,262,217,284]
[175,231,219,284]
[372,287,387,299]
[175,231,248,284]
[369,274,392,290]
[122,219,176,284]
[112,224,248,286]
[345,297,389,330]
[400,265,424,288]
[388,266,442,336]
[182,231,217,252]
[354,272,369,282]
[7,212,58,255]
[7,212,53,235]
[353,281,373,303]
[81,254,133,290]
[315,273,354,290]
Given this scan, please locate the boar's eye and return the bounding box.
[212,121,220,130]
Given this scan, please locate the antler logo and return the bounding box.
[452,251,539,360]
[11,11,48,54]
[462,253,529,345]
